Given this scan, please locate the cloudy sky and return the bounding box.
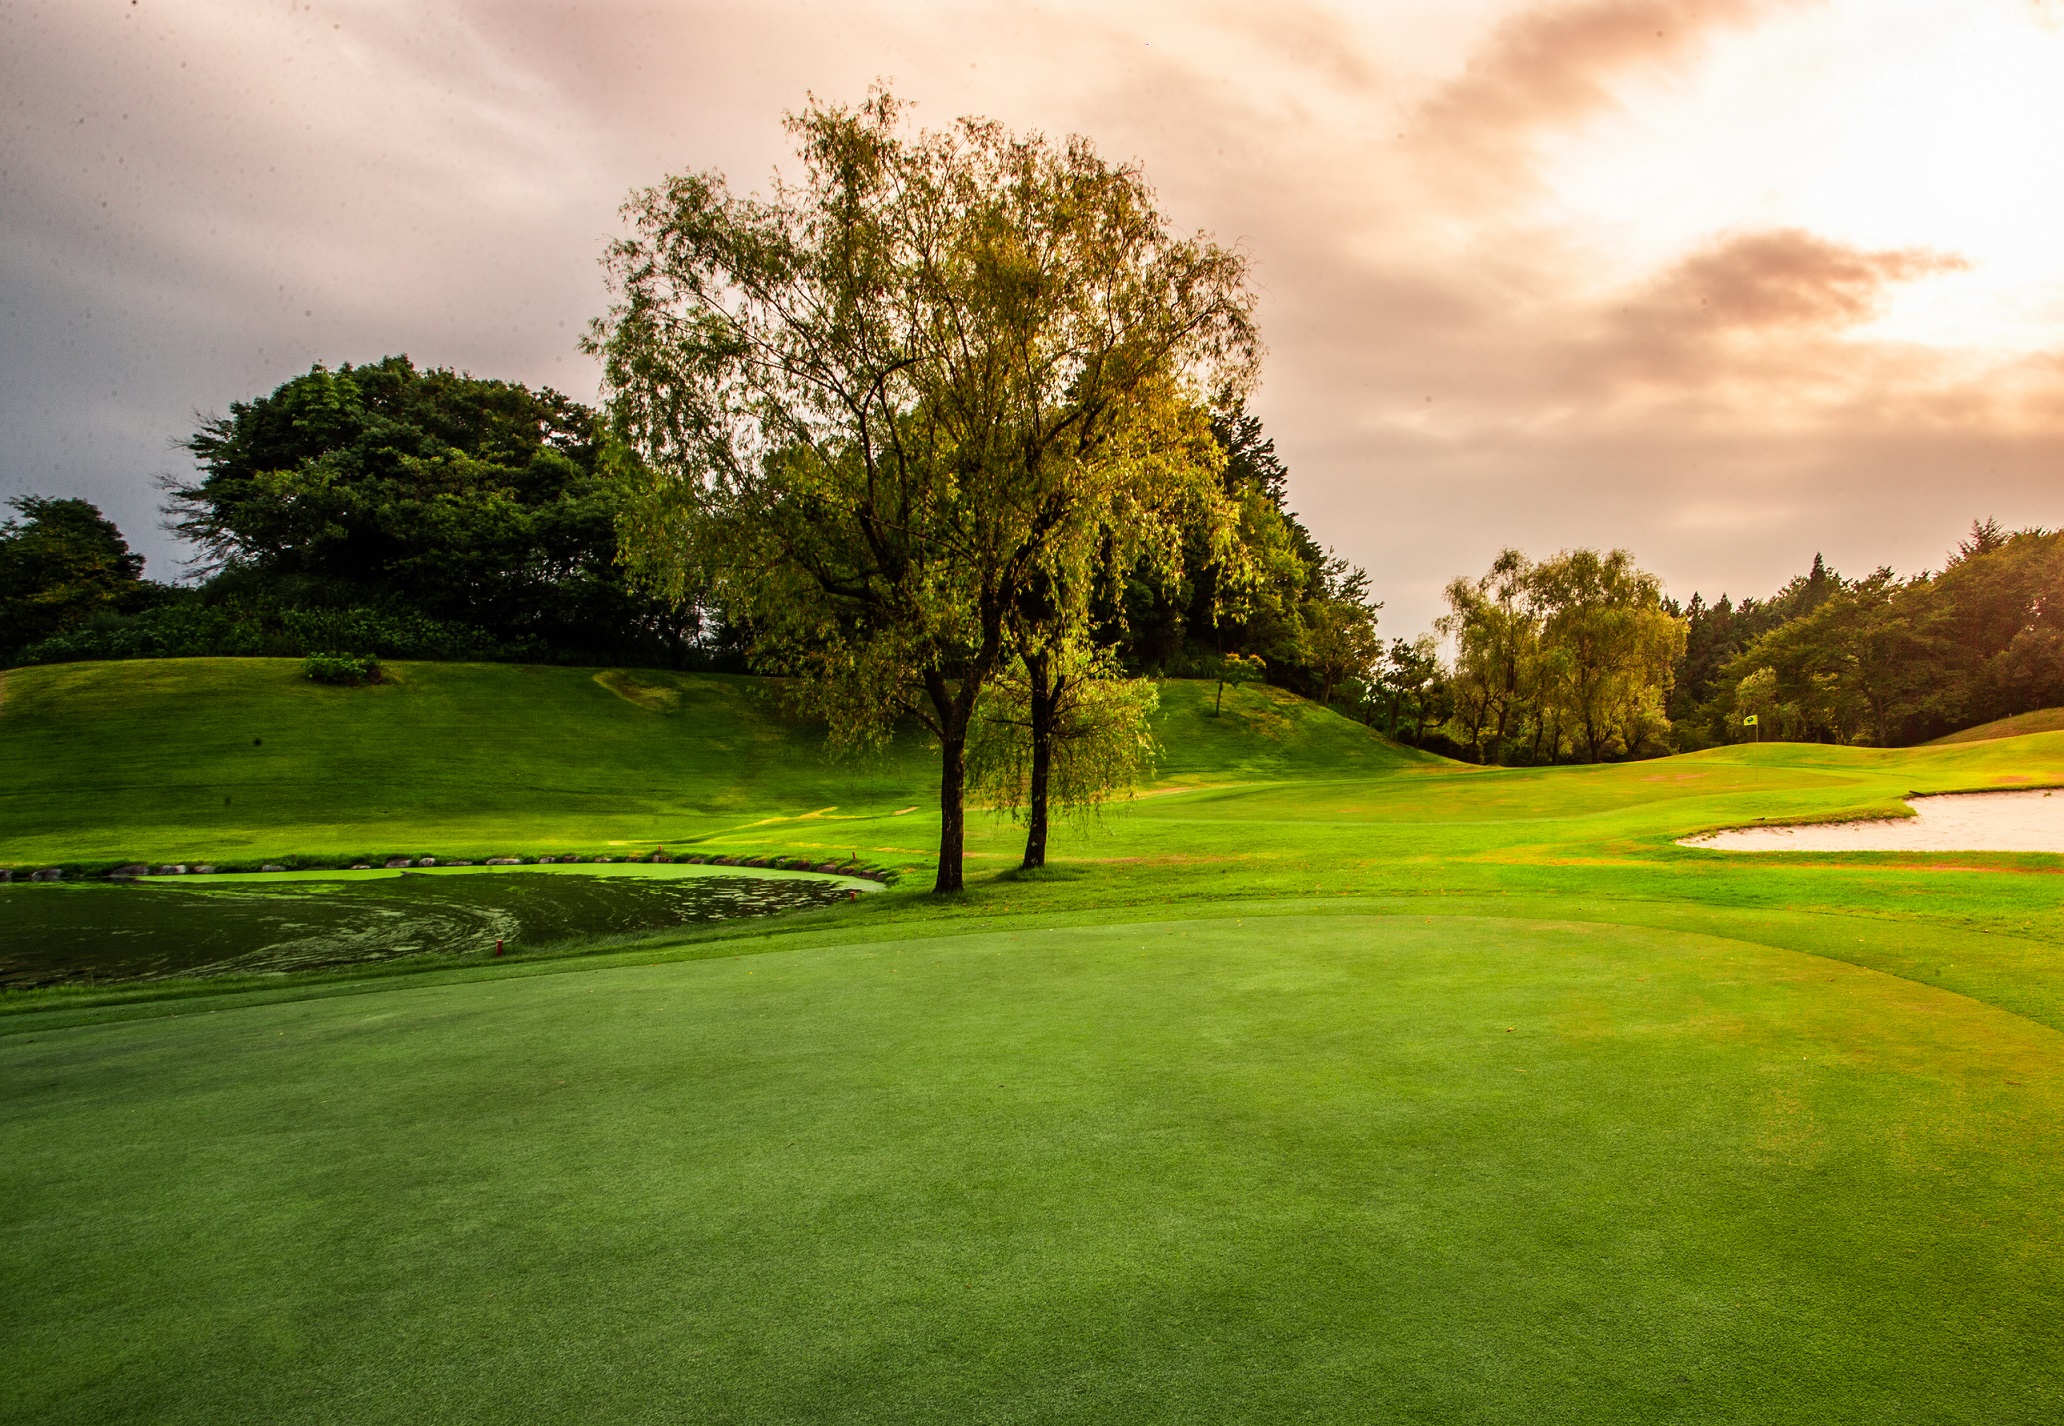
[6,0,2063,632]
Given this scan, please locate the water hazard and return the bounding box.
[0,864,871,988]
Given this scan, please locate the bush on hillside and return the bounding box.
[303,652,383,686]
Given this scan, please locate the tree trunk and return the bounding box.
[935,729,967,893]
[1023,655,1056,870]
[927,673,974,895]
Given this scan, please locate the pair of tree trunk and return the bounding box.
[927,652,1063,893]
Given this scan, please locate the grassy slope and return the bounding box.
[1927,705,2064,744]
[6,660,2064,1421]
[0,659,1425,872]
[0,659,940,868]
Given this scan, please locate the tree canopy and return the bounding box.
[1101,404,1382,711]
[0,496,151,659]
[163,355,691,664]
[591,91,1257,891]
[1696,523,2064,746]
[1441,548,1685,764]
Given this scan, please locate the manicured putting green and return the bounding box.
[5,912,2059,1423]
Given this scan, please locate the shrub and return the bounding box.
[303,652,383,686]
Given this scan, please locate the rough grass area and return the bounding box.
[6,659,2064,1421]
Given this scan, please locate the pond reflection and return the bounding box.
[0,867,864,987]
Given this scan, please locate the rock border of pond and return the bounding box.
[0,851,898,886]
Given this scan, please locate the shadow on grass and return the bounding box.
[993,864,1096,886]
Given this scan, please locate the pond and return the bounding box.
[0,864,872,988]
[1680,788,2064,853]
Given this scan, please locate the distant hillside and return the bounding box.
[1925,708,2064,746]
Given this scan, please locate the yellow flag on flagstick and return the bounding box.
[1743,714,1759,727]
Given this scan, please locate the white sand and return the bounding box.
[1682,789,2064,853]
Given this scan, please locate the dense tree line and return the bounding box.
[1386,519,2064,765]
[1670,520,2064,747]
[1,357,709,670]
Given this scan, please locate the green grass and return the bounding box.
[0,659,939,870]
[6,658,2064,1421]
[1926,705,2064,744]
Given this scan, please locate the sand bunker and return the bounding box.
[1683,789,2064,853]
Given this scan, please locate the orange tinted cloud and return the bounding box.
[1410,0,1798,191]
[1630,229,1966,333]
[1575,229,1973,396]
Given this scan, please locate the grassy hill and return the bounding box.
[8,660,2064,1422]
[0,659,934,869]
[1926,706,2064,744]
[0,658,1427,873]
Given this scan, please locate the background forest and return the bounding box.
[3,357,2058,764]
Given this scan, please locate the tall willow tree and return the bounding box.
[589,92,1257,892]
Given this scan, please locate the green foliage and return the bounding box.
[968,646,1159,823]
[10,597,508,667]
[1666,553,1841,746]
[1690,522,2064,747]
[1209,649,1266,715]
[0,496,155,658]
[1371,635,1445,741]
[1106,404,1382,709]
[592,90,1256,891]
[1299,574,1383,708]
[164,355,696,665]
[301,652,383,686]
[1442,548,1686,763]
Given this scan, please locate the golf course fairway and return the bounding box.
[5,659,2064,1421]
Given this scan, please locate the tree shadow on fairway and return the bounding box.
[994,864,1095,886]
